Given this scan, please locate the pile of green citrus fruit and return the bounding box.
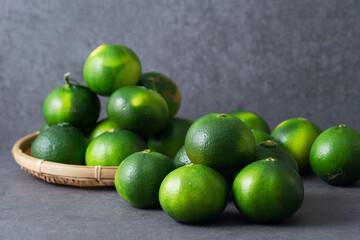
[30,44,360,224]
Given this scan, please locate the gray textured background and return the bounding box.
[1,0,360,150]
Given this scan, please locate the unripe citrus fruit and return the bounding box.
[106,86,169,137]
[310,124,360,186]
[40,123,49,133]
[229,110,270,133]
[138,72,181,117]
[31,124,87,165]
[173,146,192,168]
[174,147,235,187]
[271,117,322,173]
[185,113,256,172]
[147,117,193,159]
[232,158,304,222]
[83,44,141,96]
[88,118,120,141]
[43,73,100,131]
[252,129,273,144]
[159,164,228,223]
[85,129,146,166]
[255,140,299,173]
[115,150,175,208]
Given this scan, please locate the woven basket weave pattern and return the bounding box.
[12,132,117,188]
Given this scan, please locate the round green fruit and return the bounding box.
[107,86,169,137]
[232,158,304,222]
[147,117,193,159]
[255,140,299,173]
[88,118,120,141]
[83,44,142,96]
[252,129,274,144]
[115,150,175,208]
[43,74,100,131]
[185,113,256,172]
[138,72,181,117]
[31,124,87,165]
[173,146,192,168]
[85,129,146,166]
[271,117,322,173]
[229,110,270,133]
[310,124,360,186]
[159,164,228,223]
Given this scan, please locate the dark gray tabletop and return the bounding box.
[1,150,359,240]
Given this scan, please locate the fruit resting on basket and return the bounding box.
[22,44,360,224]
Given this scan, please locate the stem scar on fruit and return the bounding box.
[265,157,275,162]
[264,140,276,146]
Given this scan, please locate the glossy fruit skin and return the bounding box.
[229,110,270,133]
[255,140,299,173]
[43,84,100,131]
[173,146,192,168]
[271,118,322,173]
[85,129,146,166]
[232,159,304,222]
[159,164,228,223]
[185,113,256,172]
[31,124,87,165]
[173,145,235,187]
[88,118,120,141]
[115,150,175,208]
[138,72,181,117]
[252,129,274,144]
[83,44,142,96]
[310,125,360,186]
[147,117,193,159]
[107,86,169,137]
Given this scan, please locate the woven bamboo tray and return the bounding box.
[11,132,117,187]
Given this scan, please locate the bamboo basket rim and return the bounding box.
[11,132,118,187]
